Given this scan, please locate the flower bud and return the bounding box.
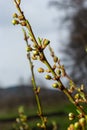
[20,21,26,26]
[52,83,58,88]
[69,113,75,120]
[38,37,42,44]
[79,117,86,126]
[43,39,50,47]
[36,87,40,93]
[41,123,45,128]
[16,118,20,123]
[46,69,51,73]
[12,19,19,25]
[18,15,24,21]
[13,13,18,18]
[26,46,32,52]
[37,123,41,127]
[53,56,58,63]
[38,68,44,73]
[33,43,38,48]
[45,75,51,80]
[31,55,37,60]
[19,126,23,130]
[80,84,84,91]
[74,122,80,129]
[20,115,27,122]
[56,69,61,76]
[68,124,74,130]
[74,93,80,99]
[43,117,47,123]
[53,64,56,70]
[33,50,39,55]
[17,0,21,5]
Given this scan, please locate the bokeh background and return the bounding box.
[0,0,58,88]
[1,0,87,88]
[0,0,87,130]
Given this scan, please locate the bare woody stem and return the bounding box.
[27,53,46,125]
[14,0,38,45]
[24,18,86,115]
[13,1,47,128]
[27,53,42,115]
[41,53,86,116]
[22,29,47,129]
[13,0,86,119]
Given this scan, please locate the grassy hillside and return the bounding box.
[0,102,79,130]
[1,86,87,130]
[0,85,67,110]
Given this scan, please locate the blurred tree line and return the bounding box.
[49,0,87,86]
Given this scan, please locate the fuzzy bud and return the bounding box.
[53,64,56,70]
[68,124,74,130]
[80,84,84,91]
[31,55,37,60]
[43,39,50,47]
[45,75,51,80]
[74,122,81,129]
[20,21,26,26]
[36,87,40,93]
[19,126,23,130]
[33,50,39,55]
[38,68,44,73]
[53,56,58,63]
[37,123,41,127]
[56,69,61,76]
[38,37,42,45]
[46,69,51,73]
[52,83,58,88]
[69,113,75,120]
[16,118,20,123]
[79,118,86,126]
[17,0,21,5]
[41,123,45,128]
[18,15,24,21]
[33,43,38,48]
[20,115,27,122]
[43,117,47,123]
[26,46,32,52]
[12,19,19,25]
[13,13,18,18]
[74,93,80,99]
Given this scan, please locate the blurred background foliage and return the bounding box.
[49,0,87,86]
[1,0,87,129]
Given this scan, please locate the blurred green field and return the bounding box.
[1,101,87,130]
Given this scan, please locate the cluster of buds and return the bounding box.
[48,45,67,80]
[52,81,63,90]
[38,67,44,73]
[69,83,87,104]
[37,37,50,50]
[69,112,75,121]
[26,45,32,52]
[68,80,76,94]
[45,74,52,80]
[12,12,26,26]
[15,106,29,130]
[26,38,50,61]
[68,117,87,130]
[38,67,52,79]
[12,1,27,27]
[57,65,66,77]
[37,117,47,129]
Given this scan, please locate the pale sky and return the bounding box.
[0,0,71,88]
[0,0,57,87]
